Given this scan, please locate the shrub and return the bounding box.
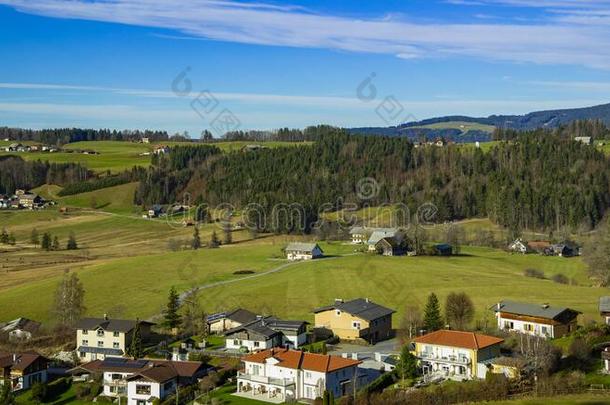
[74,384,91,399]
[233,270,255,275]
[551,273,569,284]
[524,268,545,279]
[30,382,48,403]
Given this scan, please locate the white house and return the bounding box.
[0,318,41,342]
[236,348,362,403]
[600,297,610,325]
[75,316,155,362]
[575,136,592,145]
[349,227,368,244]
[285,243,323,261]
[493,300,580,339]
[224,317,309,351]
[508,239,529,254]
[412,330,504,381]
[69,357,206,404]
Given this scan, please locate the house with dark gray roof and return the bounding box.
[599,297,610,325]
[224,316,309,352]
[207,308,259,334]
[0,318,41,342]
[313,298,396,343]
[366,229,399,251]
[285,242,323,261]
[75,316,155,362]
[493,300,580,338]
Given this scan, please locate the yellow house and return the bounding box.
[412,330,504,381]
[313,298,395,343]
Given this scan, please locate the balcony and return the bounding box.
[237,372,295,387]
[418,352,471,364]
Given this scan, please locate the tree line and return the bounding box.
[0,127,170,145]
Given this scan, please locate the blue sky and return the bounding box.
[1,0,610,136]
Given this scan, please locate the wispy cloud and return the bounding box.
[1,0,610,68]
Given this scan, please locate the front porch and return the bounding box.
[421,360,472,382]
[236,374,296,403]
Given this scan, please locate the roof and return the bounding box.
[313,298,396,321]
[127,363,178,383]
[413,330,504,350]
[527,240,551,250]
[493,300,580,321]
[265,319,309,332]
[376,237,400,248]
[0,318,41,334]
[226,308,259,324]
[285,242,321,253]
[242,348,360,373]
[224,318,282,339]
[600,297,610,313]
[367,229,398,245]
[69,357,204,379]
[0,351,48,372]
[435,243,453,250]
[349,226,367,234]
[75,317,154,333]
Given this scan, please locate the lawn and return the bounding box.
[410,121,496,133]
[484,394,610,404]
[203,384,270,405]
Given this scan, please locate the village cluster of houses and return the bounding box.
[0,189,52,210]
[3,294,610,403]
[3,143,60,153]
[508,238,581,257]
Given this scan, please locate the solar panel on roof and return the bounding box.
[206,312,226,322]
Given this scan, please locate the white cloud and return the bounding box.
[1,0,610,68]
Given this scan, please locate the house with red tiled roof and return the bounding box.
[412,330,504,381]
[236,348,362,402]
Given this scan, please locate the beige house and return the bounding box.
[75,316,155,362]
[207,308,259,334]
[285,243,323,261]
[313,298,395,343]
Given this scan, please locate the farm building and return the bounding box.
[285,242,323,261]
[207,308,259,334]
[493,300,580,338]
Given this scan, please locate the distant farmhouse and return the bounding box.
[75,316,155,362]
[313,298,395,344]
[0,190,50,210]
[285,242,323,261]
[574,136,592,145]
[366,228,400,252]
[493,300,580,338]
[600,297,610,325]
[0,318,41,342]
[207,308,258,334]
[509,239,579,257]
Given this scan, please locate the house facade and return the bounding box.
[313,298,395,343]
[285,243,323,261]
[494,300,579,338]
[508,239,529,254]
[366,229,399,251]
[599,297,610,325]
[374,237,405,256]
[0,352,49,392]
[236,348,361,403]
[412,330,504,381]
[75,317,155,362]
[0,318,41,342]
[349,227,368,244]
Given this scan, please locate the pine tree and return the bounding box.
[191,227,201,250]
[127,319,143,359]
[52,236,60,251]
[66,232,78,250]
[0,380,15,405]
[223,222,232,245]
[397,344,418,381]
[423,293,444,332]
[41,232,51,251]
[164,286,181,331]
[0,228,8,244]
[209,230,220,248]
[31,228,40,247]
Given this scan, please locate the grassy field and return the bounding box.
[485,394,610,404]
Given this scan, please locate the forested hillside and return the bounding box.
[135,128,610,233]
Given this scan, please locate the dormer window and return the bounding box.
[82,329,88,335]
[113,331,120,337]
[97,329,104,337]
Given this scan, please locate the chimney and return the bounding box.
[12,353,17,363]
[334,298,344,304]
[103,313,108,321]
[542,304,549,309]
[351,353,359,360]
[365,298,369,303]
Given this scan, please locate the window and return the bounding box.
[252,365,261,376]
[233,339,240,346]
[82,329,88,335]
[541,326,549,336]
[97,329,104,337]
[113,342,120,349]
[254,341,260,348]
[335,310,341,316]
[352,321,361,330]
[111,373,122,380]
[136,385,151,395]
[523,324,534,332]
[80,352,86,358]
[97,341,104,348]
[164,381,173,391]
[503,321,514,329]
[82,340,89,346]
[113,331,120,337]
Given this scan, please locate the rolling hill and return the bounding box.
[350,102,610,141]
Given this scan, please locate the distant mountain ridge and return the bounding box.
[350,102,610,142]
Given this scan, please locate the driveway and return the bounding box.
[329,337,400,356]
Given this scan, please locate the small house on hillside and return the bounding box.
[434,243,453,256]
[350,226,368,244]
[550,242,578,257]
[493,300,580,339]
[508,239,529,254]
[0,351,49,392]
[224,317,309,351]
[367,228,399,251]
[0,318,41,342]
[575,136,592,145]
[285,243,323,261]
[375,237,406,256]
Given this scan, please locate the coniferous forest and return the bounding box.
[134,127,610,234]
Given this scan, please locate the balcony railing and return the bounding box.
[418,352,471,364]
[237,371,296,387]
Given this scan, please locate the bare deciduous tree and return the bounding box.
[52,270,86,327]
[445,292,474,330]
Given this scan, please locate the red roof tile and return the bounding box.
[413,330,503,350]
[242,348,360,373]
